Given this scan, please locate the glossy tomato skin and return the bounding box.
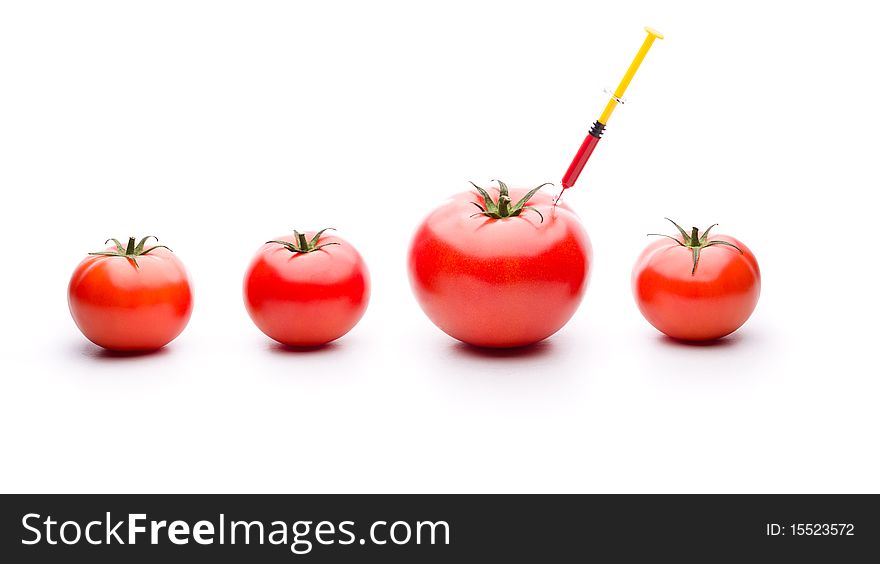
[408,188,591,348]
[632,235,760,341]
[68,249,194,351]
[243,233,370,347]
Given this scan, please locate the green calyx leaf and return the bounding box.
[267,228,340,254]
[648,218,744,275]
[468,180,551,223]
[88,236,172,268]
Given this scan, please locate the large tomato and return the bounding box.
[408,181,591,348]
[632,219,760,341]
[243,229,370,347]
[68,236,194,351]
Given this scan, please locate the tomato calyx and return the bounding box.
[649,218,744,275]
[88,236,171,268]
[268,228,340,254]
[468,180,552,223]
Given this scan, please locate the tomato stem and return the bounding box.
[296,231,309,249]
[647,219,744,276]
[88,235,173,268]
[268,228,341,254]
[468,180,551,223]
[498,195,511,216]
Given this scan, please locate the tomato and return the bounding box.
[243,229,370,347]
[632,219,760,341]
[68,236,194,351]
[408,181,591,348]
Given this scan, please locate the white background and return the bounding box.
[1,1,878,493]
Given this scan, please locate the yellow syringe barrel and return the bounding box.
[598,27,664,125]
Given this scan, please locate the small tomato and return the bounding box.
[243,229,370,347]
[632,219,760,341]
[68,236,194,351]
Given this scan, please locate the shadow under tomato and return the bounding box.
[656,332,746,349]
[78,342,172,361]
[450,339,556,360]
[266,341,341,355]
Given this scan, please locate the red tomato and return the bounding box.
[632,219,760,341]
[408,181,591,348]
[68,236,194,351]
[243,229,370,347]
